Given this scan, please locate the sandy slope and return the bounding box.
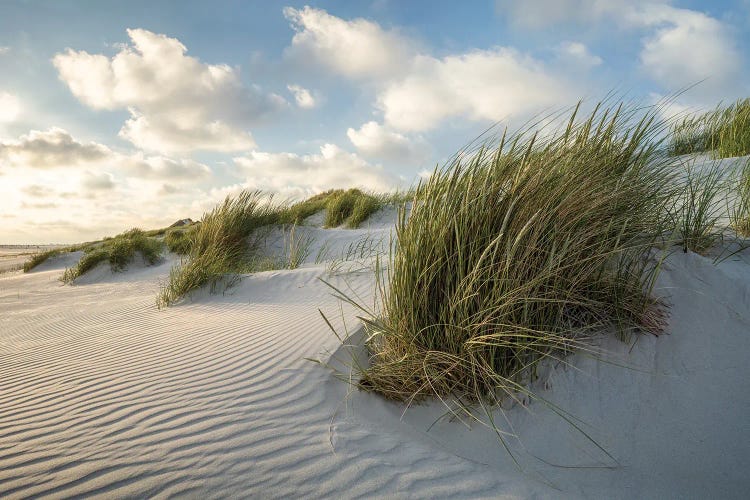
[1,209,749,498]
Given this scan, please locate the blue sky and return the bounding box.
[1,0,749,243]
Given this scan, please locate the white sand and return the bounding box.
[1,208,749,498]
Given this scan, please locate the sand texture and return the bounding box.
[1,209,749,498]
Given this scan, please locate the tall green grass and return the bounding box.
[164,226,197,255]
[331,101,677,414]
[280,189,341,225]
[61,228,163,283]
[730,159,750,236]
[669,98,750,158]
[156,190,275,307]
[674,162,729,253]
[324,189,383,228]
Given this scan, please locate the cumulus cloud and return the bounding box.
[282,9,579,133]
[0,91,21,123]
[379,50,575,132]
[637,5,741,93]
[0,127,110,168]
[0,127,212,183]
[347,121,429,163]
[233,143,398,198]
[81,171,115,191]
[287,84,317,109]
[495,1,741,97]
[555,41,603,68]
[53,29,285,153]
[121,154,212,180]
[284,6,413,79]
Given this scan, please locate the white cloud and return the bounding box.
[379,50,575,132]
[53,29,284,153]
[81,171,115,191]
[637,5,741,93]
[282,9,580,132]
[0,127,212,182]
[287,84,317,109]
[0,46,9,55]
[233,143,399,198]
[555,41,603,68]
[0,92,21,123]
[283,6,413,79]
[118,112,257,153]
[0,127,110,168]
[347,121,429,163]
[121,154,212,180]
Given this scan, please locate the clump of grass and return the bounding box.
[164,227,196,255]
[285,224,314,269]
[23,249,63,272]
[280,190,342,225]
[332,101,676,420]
[324,189,383,228]
[156,190,275,307]
[61,228,163,283]
[730,159,750,236]
[675,161,729,253]
[669,98,750,158]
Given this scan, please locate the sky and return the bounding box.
[1,0,749,244]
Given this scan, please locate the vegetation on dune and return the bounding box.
[279,189,342,225]
[156,191,276,307]
[23,241,99,272]
[61,228,163,283]
[324,189,383,228]
[327,101,679,425]
[674,162,730,253]
[23,248,64,272]
[668,98,750,158]
[164,225,198,255]
[730,159,750,236]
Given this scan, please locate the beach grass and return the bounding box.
[164,226,197,255]
[668,98,750,158]
[328,101,677,415]
[61,228,163,283]
[279,189,342,225]
[324,189,383,228]
[156,190,275,307]
[674,161,730,253]
[23,248,63,272]
[730,159,750,236]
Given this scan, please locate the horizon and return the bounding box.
[1,0,749,244]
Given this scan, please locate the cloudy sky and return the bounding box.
[1,0,749,243]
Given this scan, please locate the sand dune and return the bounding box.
[1,209,749,498]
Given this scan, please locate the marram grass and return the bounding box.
[324,189,383,228]
[61,228,163,283]
[331,101,678,412]
[730,159,750,236]
[669,98,750,158]
[156,190,275,307]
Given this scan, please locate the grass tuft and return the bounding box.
[324,189,383,228]
[164,226,197,255]
[669,98,750,158]
[156,190,275,307]
[23,249,63,272]
[730,159,750,236]
[61,228,163,283]
[675,161,729,253]
[332,100,677,414]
